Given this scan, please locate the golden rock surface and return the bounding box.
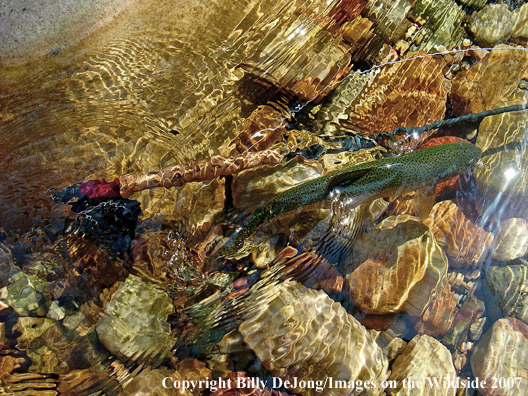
[239,280,389,396]
[471,318,528,396]
[234,105,289,153]
[410,0,465,51]
[473,91,528,220]
[95,275,175,366]
[341,15,373,51]
[240,21,351,102]
[345,53,448,137]
[15,317,104,375]
[388,334,457,396]
[232,156,324,213]
[469,3,528,45]
[424,200,493,268]
[469,4,516,47]
[414,278,457,337]
[363,0,412,42]
[512,3,528,41]
[450,47,528,116]
[492,218,528,262]
[346,215,447,316]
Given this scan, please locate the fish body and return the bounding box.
[225,141,481,254]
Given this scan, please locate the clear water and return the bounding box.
[1,0,528,395]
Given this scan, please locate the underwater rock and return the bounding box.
[341,15,373,51]
[473,91,528,221]
[345,215,448,316]
[3,271,50,317]
[55,359,139,395]
[238,280,389,396]
[363,0,412,42]
[484,263,528,325]
[414,278,458,337]
[385,189,435,221]
[234,105,289,153]
[345,53,448,143]
[512,3,528,42]
[0,243,14,288]
[15,317,105,374]
[385,193,421,218]
[0,362,57,396]
[470,318,528,396]
[424,200,493,268]
[176,358,213,395]
[139,179,226,263]
[215,330,257,375]
[442,292,485,350]
[62,301,102,338]
[310,68,377,137]
[96,274,175,366]
[240,17,351,102]
[469,3,528,46]
[469,4,515,47]
[387,334,457,396]
[450,47,528,116]
[410,0,465,51]
[327,0,366,26]
[46,300,66,321]
[492,218,528,261]
[458,0,487,9]
[319,147,385,174]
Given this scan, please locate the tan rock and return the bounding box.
[493,218,528,261]
[469,4,514,47]
[239,280,389,396]
[345,53,448,144]
[450,46,528,116]
[415,278,457,337]
[346,215,448,316]
[424,200,493,268]
[96,275,175,366]
[388,334,457,396]
[471,318,528,396]
[342,15,374,51]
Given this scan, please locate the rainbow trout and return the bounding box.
[220,141,481,256]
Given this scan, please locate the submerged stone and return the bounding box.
[345,215,448,316]
[471,318,528,396]
[96,275,175,366]
[239,280,389,396]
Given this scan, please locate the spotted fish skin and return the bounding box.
[227,141,481,252]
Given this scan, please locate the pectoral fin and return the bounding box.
[413,186,436,221]
[313,197,389,266]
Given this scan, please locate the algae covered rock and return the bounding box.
[96,275,175,366]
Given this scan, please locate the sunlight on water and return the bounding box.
[1,0,528,395]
